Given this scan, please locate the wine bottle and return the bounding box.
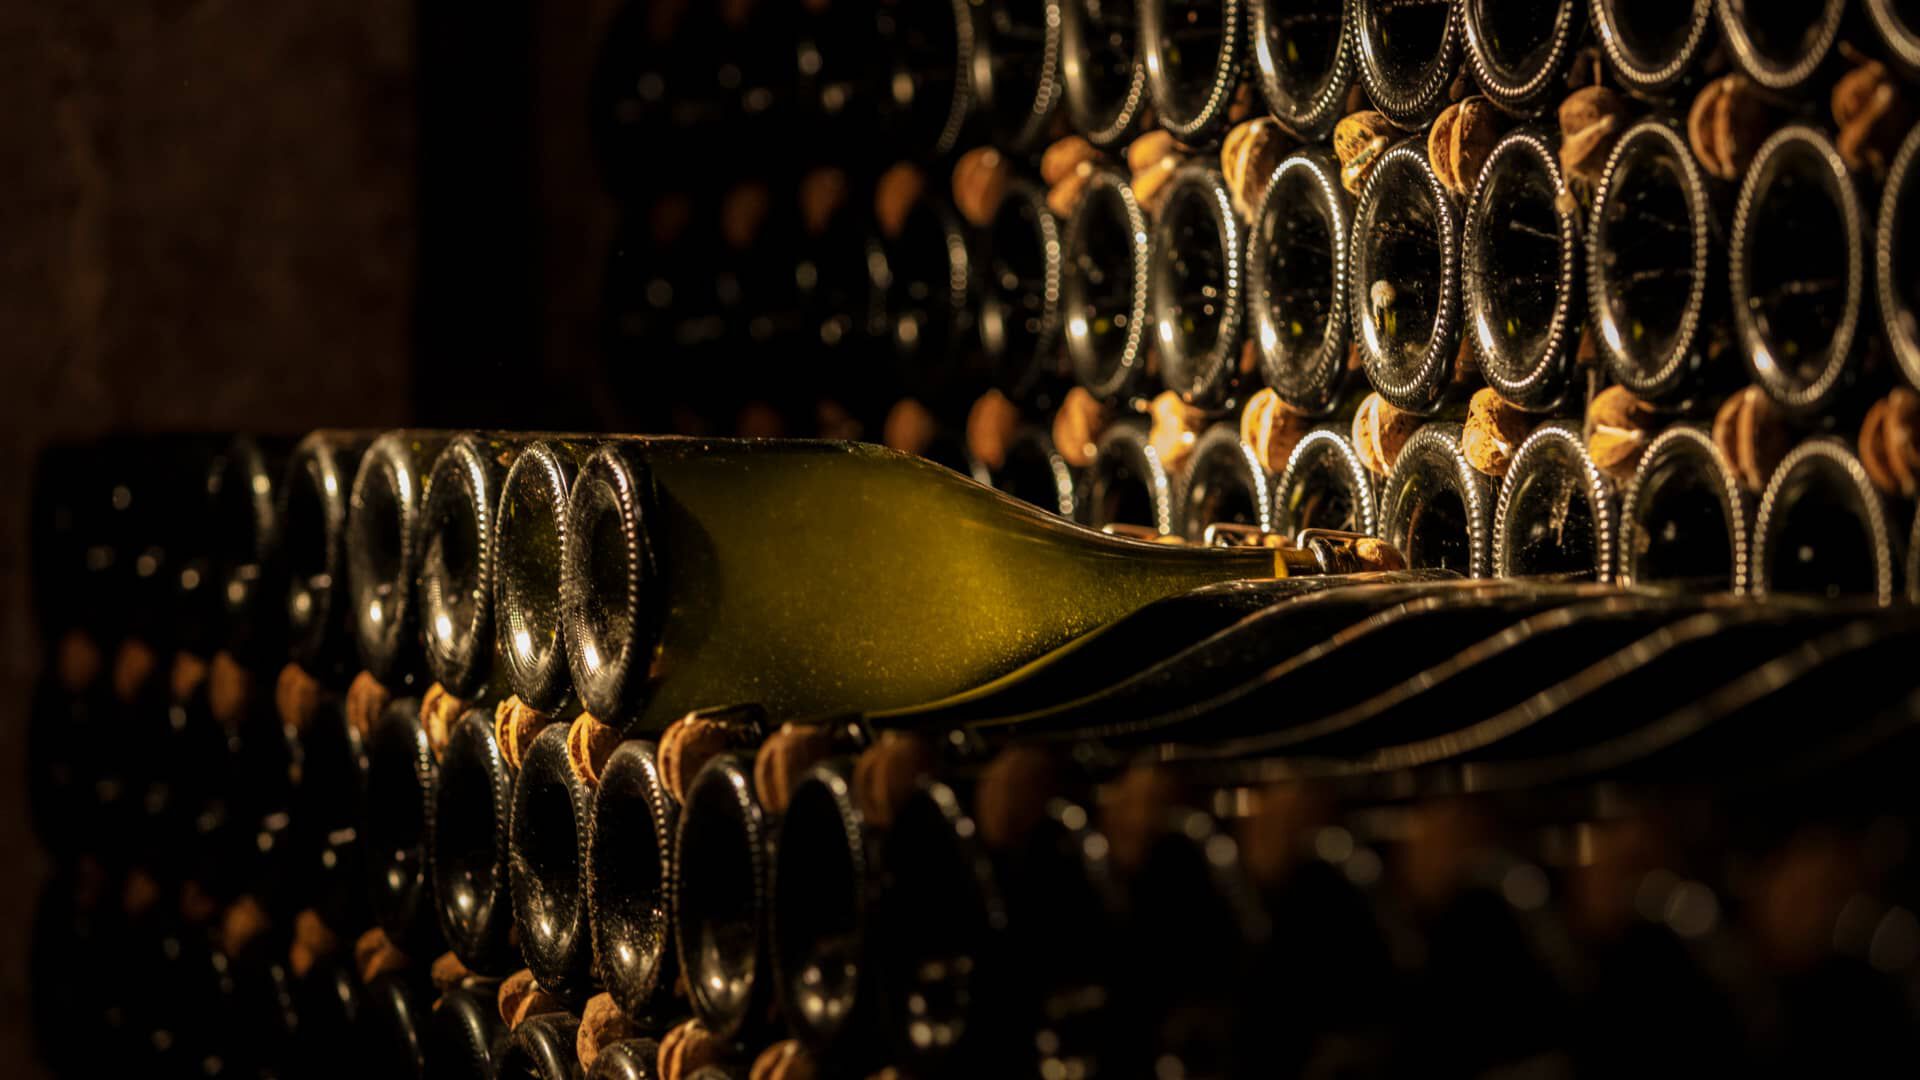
[419,432,532,701]
[1751,437,1898,603]
[292,954,366,1078]
[1351,0,1464,131]
[1460,0,1587,116]
[1463,129,1583,413]
[560,438,1280,729]
[987,426,1084,518]
[878,0,977,160]
[509,722,597,1004]
[1085,419,1180,534]
[973,0,1065,153]
[1248,147,1355,417]
[205,434,290,668]
[1274,428,1381,539]
[1059,0,1149,148]
[977,180,1066,406]
[496,1011,584,1080]
[423,985,506,1080]
[873,177,979,401]
[1252,0,1355,140]
[1731,126,1870,419]
[496,439,595,717]
[1139,0,1248,145]
[290,695,371,937]
[431,711,519,975]
[673,753,773,1044]
[1492,423,1620,581]
[586,739,679,1025]
[1380,422,1497,576]
[1714,0,1848,95]
[363,696,443,954]
[358,969,431,1078]
[1351,139,1467,414]
[1151,163,1250,410]
[1875,123,1920,392]
[1617,425,1753,590]
[348,430,455,691]
[768,760,880,1069]
[1587,117,1734,403]
[1178,424,1276,541]
[1589,0,1718,102]
[1063,165,1154,402]
[1864,0,1920,81]
[283,431,377,683]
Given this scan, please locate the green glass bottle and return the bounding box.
[561,438,1292,727]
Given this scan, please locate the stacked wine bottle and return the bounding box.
[25,1,1920,1078]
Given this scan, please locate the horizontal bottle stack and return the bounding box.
[24,426,1920,1079]
[24,1,1920,1077]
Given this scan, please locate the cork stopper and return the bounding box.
[851,731,936,829]
[55,630,102,695]
[874,163,925,240]
[430,951,475,994]
[750,1040,820,1080]
[170,651,209,706]
[1586,385,1661,482]
[498,968,566,1029]
[1099,765,1191,875]
[1237,784,1337,890]
[966,389,1021,472]
[658,1017,732,1080]
[1148,391,1206,472]
[274,663,321,734]
[1051,387,1109,469]
[1240,388,1312,473]
[951,146,1012,227]
[112,639,156,706]
[289,908,339,979]
[346,670,393,740]
[354,925,409,984]
[567,713,623,787]
[1462,388,1536,478]
[1712,385,1792,494]
[419,681,467,759]
[754,723,843,817]
[220,895,271,959]
[1858,387,1920,498]
[1352,392,1422,476]
[882,398,937,458]
[207,650,252,730]
[577,992,646,1072]
[494,695,556,772]
[974,745,1061,851]
[659,704,768,805]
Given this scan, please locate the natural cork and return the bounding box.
[1240,387,1313,473]
[1461,388,1536,477]
[346,670,393,741]
[567,713,623,787]
[975,745,1061,852]
[882,398,938,458]
[112,639,157,707]
[1585,385,1661,481]
[658,1017,732,1080]
[170,651,209,706]
[1127,130,1189,213]
[55,630,102,695]
[499,968,566,1029]
[852,731,936,829]
[275,662,321,734]
[1833,57,1912,176]
[577,992,645,1072]
[1559,86,1630,194]
[1148,390,1207,473]
[1858,387,1920,498]
[1428,96,1503,197]
[951,146,1012,227]
[495,695,556,772]
[1351,392,1423,477]
[1051,387,1110,469]
[1712,385,1793,494]
[874,163,925,240]
[966,389,1022,473]
[1098,765,1191,875]
[431,950,475,994]
[658,703,769,805]
[750,1040,820,1080]
[354,925,409,984]
[207,650,252,730]
[1688,75,1774,182]
[289,908,339,980]
[220,895,271,959]
[754,723,844,817]
[1222,117,1291,221]
[1334,110,1394,196]
[419,682,467,760]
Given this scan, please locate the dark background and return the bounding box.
[0,2,625,1068]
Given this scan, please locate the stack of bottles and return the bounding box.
[25,0,1920,1077]
[24,424,1920,1079]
